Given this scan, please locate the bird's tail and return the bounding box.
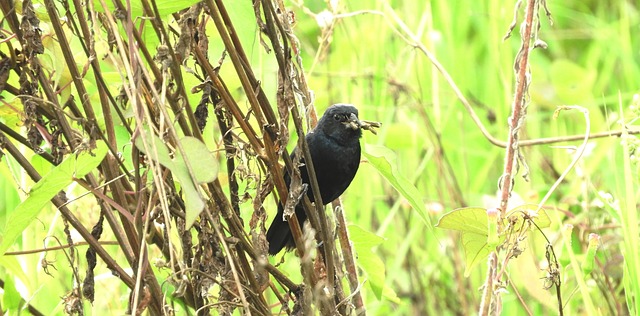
[266,205,301,255]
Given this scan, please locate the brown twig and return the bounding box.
[488,0,539,313]
[334,202,366,315]
[4,241,120,255]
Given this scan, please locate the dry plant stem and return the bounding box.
[508,275,534,316]
[495,106,589,312]
[201,0,307,262]
[201,2,316,310]
[202,67,264,152]
[204,210,251,314]
[106,8,174,315]
[73,179,135,224]
[483,0,538,314]
[4,241,120,255]
[498,0,537,216]
[206,181,274,315]
[108,0,197,148]
[8,0,163,309]
[208,1,345,311]
[202,1,279,191]
[189,46,304,299]
[3,0,289,313]
[479,253,497,315]
[0,132,135,288]
[478,0,537,316]
[261,0,343,310]
[71,0,135,141]
[273,0,315,112]
[214,0,280,126]
[0,2,21,39]
[134,88,209,311]
[205,172,274,315]
[147,0,204,139]
[108,0,169,108]
[268,0,341,296]
[334,202,366,315]
[0,122,57,164]
[417,107,466,207]
[183,267,261,311]
[214,110,241,214]
[253,0,315,260]
[234,230,299,291]
[82,0,139,264]
[42,0,95,132]
[97,1,178,313]
[205,0,267,128]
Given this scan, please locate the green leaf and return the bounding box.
[30,154,53,178]
[507,204,552,229]
[357,246,386,299]
[435,207,488,235]
[175,137,218,184]
[134,130,174,168]
[349,223,384,249]
[113,125,134,172]
[0,141,108,255]
[582,233,600,275]
[0,96,23,129]
[460,232,494,277]
[177,176,205,228]
[487,208,499,249]
[0,273,22,312]
[436,207,495,276]
[437,205,553,276]
[380,284,402,304]
[363,145,433,234]
[349,224,387,300]
[0,255,33,291]
[134,131,218,228]
[0,163,21,233]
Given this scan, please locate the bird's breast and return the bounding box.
[306,137,361,204]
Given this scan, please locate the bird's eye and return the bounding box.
[333,114,341,121]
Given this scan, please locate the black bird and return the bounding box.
[266,104,363,255]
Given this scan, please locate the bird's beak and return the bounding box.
[343,113,362,130]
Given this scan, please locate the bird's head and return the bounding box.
[316,104,363,144]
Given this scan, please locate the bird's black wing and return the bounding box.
[265,150,307,254]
